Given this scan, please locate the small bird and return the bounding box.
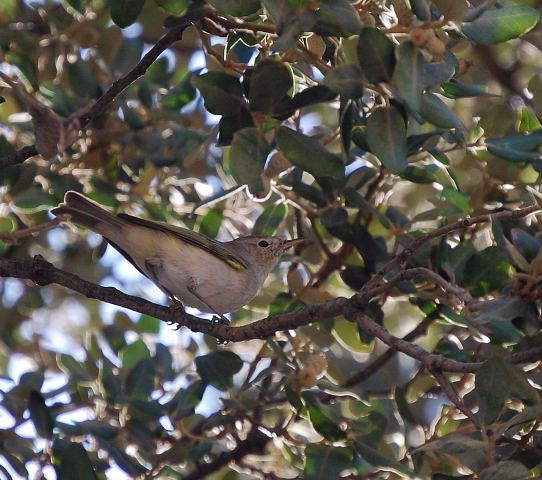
[52,191,304,315]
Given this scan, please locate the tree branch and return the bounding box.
[0,145,39,169]
[2,254,541,374]
[1,205,541,372]
[362,205,541,291]
[0,216,67,244]
[0,24,190,168]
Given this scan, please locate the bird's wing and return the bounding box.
[117,213,248,270]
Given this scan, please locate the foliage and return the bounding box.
[1,0,542,478]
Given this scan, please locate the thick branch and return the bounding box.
[2,255,542,374]
[2,205,541,372]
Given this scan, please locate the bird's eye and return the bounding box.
[258,240,270,248]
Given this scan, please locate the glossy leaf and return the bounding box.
[465,246,510,295]
[324,64,364,99]
[54,442,98,480]
[357,27,395,83]
[276,127,345,179]
[304,444,352,480]
[462,6,540,45]
[253,203,287,236]
[249,59,292,114]
[354,440,415,476]
[29,391,54,439]
[313,0,363,37]
[192,72,243,115]
[518,107,542,132]
[125,358,155,399]
[121,339,151,370]
[442,80,493,98]
[110,0,145,28]
[419,93,462,129]
[393,42,424,111]
[230,127,270,197]
[195,351,243,391]
[153,0,189,14]
[480,461,530,480]
[366,106,407,173]
[206,0,260,16]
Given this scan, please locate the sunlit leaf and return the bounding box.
[462,6,540,45]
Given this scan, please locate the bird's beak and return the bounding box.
[281,238,306,251]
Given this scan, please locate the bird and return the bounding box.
[52,191,304,315]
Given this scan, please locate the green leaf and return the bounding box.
[465,246,510,296]
[313,0,363,37]
[125,358,155,399]
[366,106,407,173]
[393,42,424,111]
[192,72,243,115]
[168,380,207,419]
[55,442,98,480]
[475,357,510,424]
[230,127,270,197]
[206,0,260,16]
[121,339,151,370]
[306,404,346,441]
[68,59,99,98]
[253,203,287,236]
[488,146,542,163]
[357,27,395,83]
[195,351,243,391]
[276,127,345,179]
[462,6,540,45]
[323,64,364,99]
[440,187,469,213]
[442,81,494,98]
[419,93,461,129]
[480,461,531,480]
[0,0,19,18]
[110,0,145,28]
[354,440,415,476]
[13,188,58,212]
[304,444,352,480]
[29,391,54,439]
[58,354,94,382]
[163,72,197,110]
[423,62,455,89]
[333,316,372,352]
[519,107,542,132]
[200,210,224,238]
[153,0,189,15]
[321,207,348,228]
[249,59,293,114]
[137,314,161,334]
[487,130,542,152]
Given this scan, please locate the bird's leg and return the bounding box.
[187,277,229,324]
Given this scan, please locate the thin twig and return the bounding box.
[362,205,541,292]
[0,216,66,244]
[429,366,481,428]
[0,145,39,169]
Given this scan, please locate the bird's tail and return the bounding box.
[52,191,123,237]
